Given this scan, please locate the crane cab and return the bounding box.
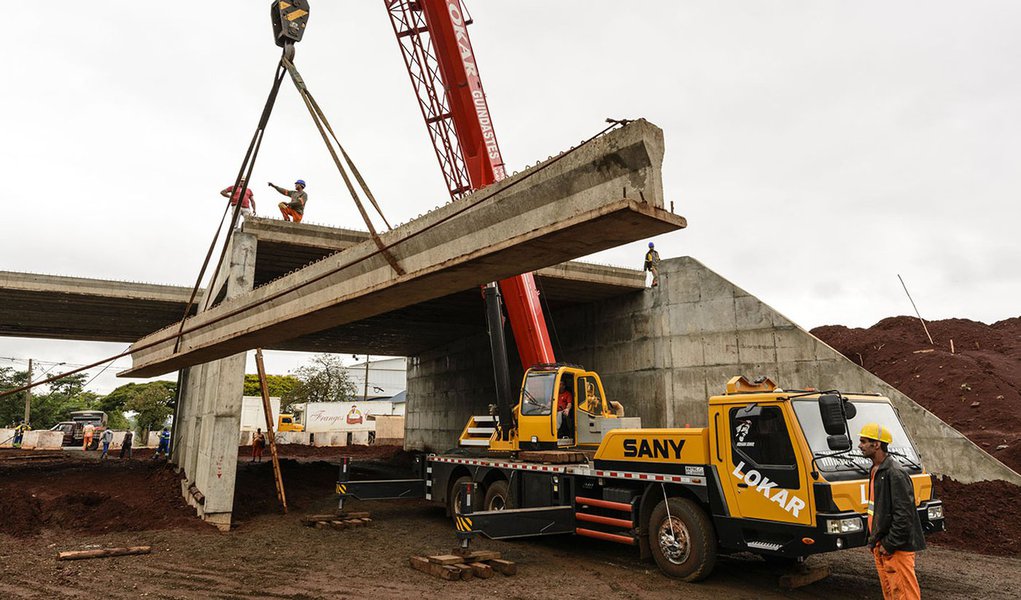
[501,364,636,451]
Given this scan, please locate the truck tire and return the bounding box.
[448,476,479,516]
[648,496,717,582]
[483,480,513,511]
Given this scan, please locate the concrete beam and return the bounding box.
[123,119,683,377]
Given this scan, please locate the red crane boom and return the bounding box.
[386,0,555,370]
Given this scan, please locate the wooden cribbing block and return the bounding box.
[409,556,460,581]
[57,547,152,561]
[489,559,517,576]
[343,511,371,519]
[452,564,474,581]
[344,519,365,527]
[428,554,465,565]
[329,521,347,529]
[461,550,500,562]
[779,564,830,591]
[313,521,326,529]
[469,562,494,579]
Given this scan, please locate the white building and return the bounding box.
[345,357,406,401]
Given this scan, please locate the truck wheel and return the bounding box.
[483,480,513,511]
[448,476,479,516]
[648,496,717,582]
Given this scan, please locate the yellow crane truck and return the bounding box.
[339,366,945,581]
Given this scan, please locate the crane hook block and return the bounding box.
[271,0,310,48]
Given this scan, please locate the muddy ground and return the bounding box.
[2,450,1019,599]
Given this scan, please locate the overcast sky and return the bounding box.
[2,1,1019,394]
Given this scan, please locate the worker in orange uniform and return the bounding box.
[269,179,307,222]
[859,423,926,600]
[82,422,95,451]
[252,428,266,463]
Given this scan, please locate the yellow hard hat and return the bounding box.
[859,423,893,444]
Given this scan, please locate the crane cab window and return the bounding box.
[577,377,602,415]
[730,405,799,489]
[521,372,556,416]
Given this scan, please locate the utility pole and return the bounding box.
[23,359,33,424]
[363,355,370,402]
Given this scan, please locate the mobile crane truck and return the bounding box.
[339,371,946,581]
[277,1,945,580]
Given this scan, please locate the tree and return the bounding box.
[282,354,357,409]
[0,367,30,427]
[243,373,299,398]
[125,385,174,444]
[100,381,176,431]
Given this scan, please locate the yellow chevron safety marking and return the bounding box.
[336,484,346,494]
[456,516,465,530]
[286,9,308,21]
[279,2,292,9]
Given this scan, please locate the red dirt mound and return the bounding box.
[812,316,1021,473]
[931,478,1021,557]
[0,458,205,538]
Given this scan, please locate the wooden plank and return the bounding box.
[518,450,587,464]
[409,556,460,581]
[469,562,494,579]
[489,559,518,576]
[452,564,474,581]
[457,550,500,562]
[428,554,465,565]
[329,521,347,530]
[343,511,371,519]
[344,519,365,527]
[779,564,830,591]
[57,546,151,561]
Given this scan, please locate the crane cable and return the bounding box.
[281,57,404,276]
[173,58,290,353]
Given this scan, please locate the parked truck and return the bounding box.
[50,410,108,448]
[340,368,945,581]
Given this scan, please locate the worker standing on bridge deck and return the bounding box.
[269,180,307,223]
[220,178,256,220]
[644,242,661,287]
[860,423,925,600]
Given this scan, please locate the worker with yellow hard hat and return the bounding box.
[858,422,925,600]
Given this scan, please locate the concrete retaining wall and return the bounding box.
[0,428,15,447]
[406,257,1020,485]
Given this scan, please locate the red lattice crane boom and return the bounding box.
[386,0,556,372]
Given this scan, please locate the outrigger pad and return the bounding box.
[339,479,426,500]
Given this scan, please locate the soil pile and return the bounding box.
[931,478,1021,557]
[0,458,203,537]
[812,316,1021,473]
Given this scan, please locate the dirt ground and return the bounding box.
[2,450,1020,599]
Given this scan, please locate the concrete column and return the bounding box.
[175,230,257,530]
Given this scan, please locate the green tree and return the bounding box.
[282,354,357,409]
[243,373,299,398]
[125,385,174,443]
[0,367,31,427]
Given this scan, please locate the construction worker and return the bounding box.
[252,428,266,463]
[859,423,925,600]
[269,179,307,223]
[99,427,114,460]
[82,422,95,451]
[154,427,171,459]
[556,379,574,439]
[220,178,257,219]
[119,430,133,460]
[13,420,30,447]
[643,242,661,287]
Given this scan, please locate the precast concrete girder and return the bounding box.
[122,119,685,377]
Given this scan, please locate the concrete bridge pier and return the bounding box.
[174,230,256,530]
